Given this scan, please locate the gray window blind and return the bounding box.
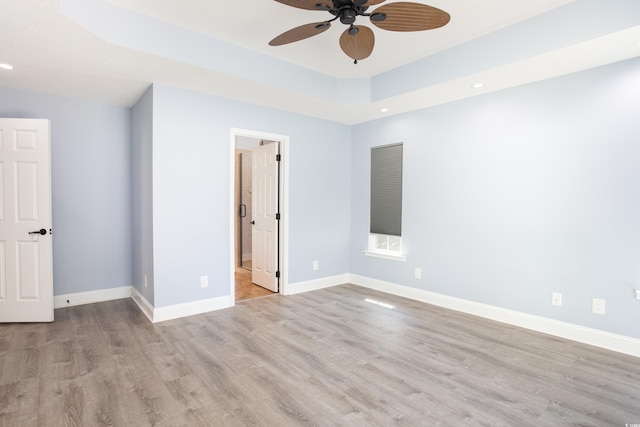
[370,143,403,236]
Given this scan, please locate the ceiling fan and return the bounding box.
[269,0,450,64]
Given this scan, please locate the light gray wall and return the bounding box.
[150,84,352,307]
[131,85,154,303]
[351,57,640,338]
[0,87,132,295]
[2,56,638,341]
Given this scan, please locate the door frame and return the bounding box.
[229,128,289,303]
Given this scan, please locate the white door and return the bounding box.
[252,141,279,292]
[0,118,53,322]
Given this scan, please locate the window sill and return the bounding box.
[363,250,406,262]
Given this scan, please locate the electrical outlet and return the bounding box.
[313,260,319,271]
[415,268,422,279]
[636,289,640,300]
[552,292,562,307]
[592,298,605,315]
[200,275,208,288]
[144,275,148,289]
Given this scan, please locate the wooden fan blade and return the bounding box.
[370,2,450,32]
[269,22,331,46]
[273,0,333,11]
[339,25,375,61]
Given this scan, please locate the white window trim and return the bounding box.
[363,233,406,262]
[363,249,406,262]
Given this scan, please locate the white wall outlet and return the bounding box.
[200,275,208,288]
[415,268,422,279]
[636,289,640,300]
[592,298,605,315]
[551,292,562,307]
[144,275,148,288]
[313,260,318,271]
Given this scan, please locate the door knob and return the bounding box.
[29,228,47,235]
[250,220,255,225]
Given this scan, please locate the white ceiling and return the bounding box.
[102,0,571,78]
[1,0,639,124]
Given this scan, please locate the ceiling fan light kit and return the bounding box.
[270,0,450,64]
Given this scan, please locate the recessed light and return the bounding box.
[380,108,389,113]
[471,83,484,89]
[0,63,14,70]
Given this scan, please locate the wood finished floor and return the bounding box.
[235,267,275,302]
[1,284,639,426]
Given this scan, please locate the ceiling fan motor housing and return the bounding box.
[339,8,357,24]
[321,0,370,25]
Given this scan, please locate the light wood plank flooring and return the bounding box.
[1,284,639,426]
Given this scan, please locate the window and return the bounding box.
[365,143,405,261]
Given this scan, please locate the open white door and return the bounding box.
[0,118,53,322]
[251,141,279,292]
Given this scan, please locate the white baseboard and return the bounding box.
[131,287,232,323]
[349,274,640,358]
[285,273,350,295]
[152,295,232,323]
[54,286,132,309]
[131,287,154,323]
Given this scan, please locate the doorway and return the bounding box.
[230,129,289,303]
